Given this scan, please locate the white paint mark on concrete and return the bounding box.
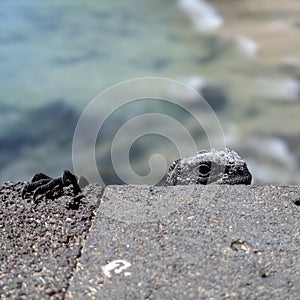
[102,260,132,278]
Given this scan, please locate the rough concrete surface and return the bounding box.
[0,182,103,299]
[66,184,300,300]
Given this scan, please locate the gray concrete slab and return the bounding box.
[67,184,300,299]
[0,182,103,299]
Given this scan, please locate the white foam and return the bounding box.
[237,36,258,58]
[229,136,300,184]
[255,137,297,169]
[166,76,205,103]
[178,0,223,31]
[255,78,300,102]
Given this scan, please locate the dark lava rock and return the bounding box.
[0,182,102,299]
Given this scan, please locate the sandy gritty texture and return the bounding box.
[0,181,103,299]
[66,184,300,300]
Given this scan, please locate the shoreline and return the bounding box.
[211,0,300,64]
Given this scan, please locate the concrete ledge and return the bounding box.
[67,185,300,299]
[1,183,299,299]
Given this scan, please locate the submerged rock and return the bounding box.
[0,101,79,182]
[168,77,228,111]
[199,84,227,111]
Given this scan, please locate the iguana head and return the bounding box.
[165,148,252,186]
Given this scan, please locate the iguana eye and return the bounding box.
[195,162,211,177]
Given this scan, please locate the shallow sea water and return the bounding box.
[1,0,300,184]
[0,0,233,110]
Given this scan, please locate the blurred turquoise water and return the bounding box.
[0,0,232,111]
[1,1,299,184]
[0,0,236,182]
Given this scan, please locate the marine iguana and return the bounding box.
[22,170,82,201]
[22,148,252,200]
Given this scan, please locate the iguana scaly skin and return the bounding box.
[22,170,82,201]
[165,148,252,186]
